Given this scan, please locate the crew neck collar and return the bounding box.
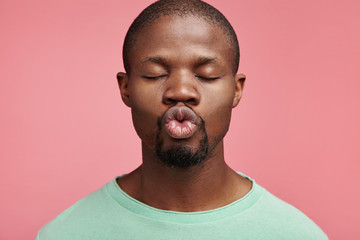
[105,172,264,224]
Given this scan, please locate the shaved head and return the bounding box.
[122,0,240,75]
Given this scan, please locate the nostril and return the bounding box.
[163,96,199,106]
[166,98,176,104]
[187,98,195,103]
[186,97,197,105]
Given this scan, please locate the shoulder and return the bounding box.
[245,184,328,239]
[36,181,121,240]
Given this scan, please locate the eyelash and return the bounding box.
[196,76,220,81]
[142,75,168,80]
[142,75,220,81]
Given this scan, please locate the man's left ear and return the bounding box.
[232,73,246,108]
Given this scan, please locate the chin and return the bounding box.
[156,144,209,168]
[156,130,209,168]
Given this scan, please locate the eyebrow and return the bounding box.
[194,56,218,66]
[141,55,218,67]
[141,56,167,65]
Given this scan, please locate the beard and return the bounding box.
[155,113,209,168]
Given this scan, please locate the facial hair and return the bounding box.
[155,113,209,168]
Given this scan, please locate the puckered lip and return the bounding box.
[163,106,198,124]
[163,106,199,139]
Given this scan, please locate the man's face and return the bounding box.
[118,16,244,167]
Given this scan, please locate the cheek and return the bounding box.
[202,83,235,138]
[129,83,163,144]
[207,104,233,138]
[129,81,159,107]
[131,107,158,146]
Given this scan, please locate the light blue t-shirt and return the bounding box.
[36,174,328,239]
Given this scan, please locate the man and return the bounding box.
[36,0,328,239]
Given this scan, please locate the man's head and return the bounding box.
[117,0,245,168]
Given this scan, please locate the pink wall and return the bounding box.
[1,0,359,239]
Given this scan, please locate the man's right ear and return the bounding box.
[116,72,131,107]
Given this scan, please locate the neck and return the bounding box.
[117,141,252,212]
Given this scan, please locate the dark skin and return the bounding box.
[117,16,251,212]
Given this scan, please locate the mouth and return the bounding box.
[163,106,198,139]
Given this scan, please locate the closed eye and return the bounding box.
[196,75,220,81]
[142,75,168,80]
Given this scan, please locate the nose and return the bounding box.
[162,72,200,106]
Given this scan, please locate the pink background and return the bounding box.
[1,0,359,239]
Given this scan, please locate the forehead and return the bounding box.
[129,16,232,69]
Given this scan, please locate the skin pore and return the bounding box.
[117,16,251,212]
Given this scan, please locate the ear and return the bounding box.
[117,72,131,107]
[232,73,246,108]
